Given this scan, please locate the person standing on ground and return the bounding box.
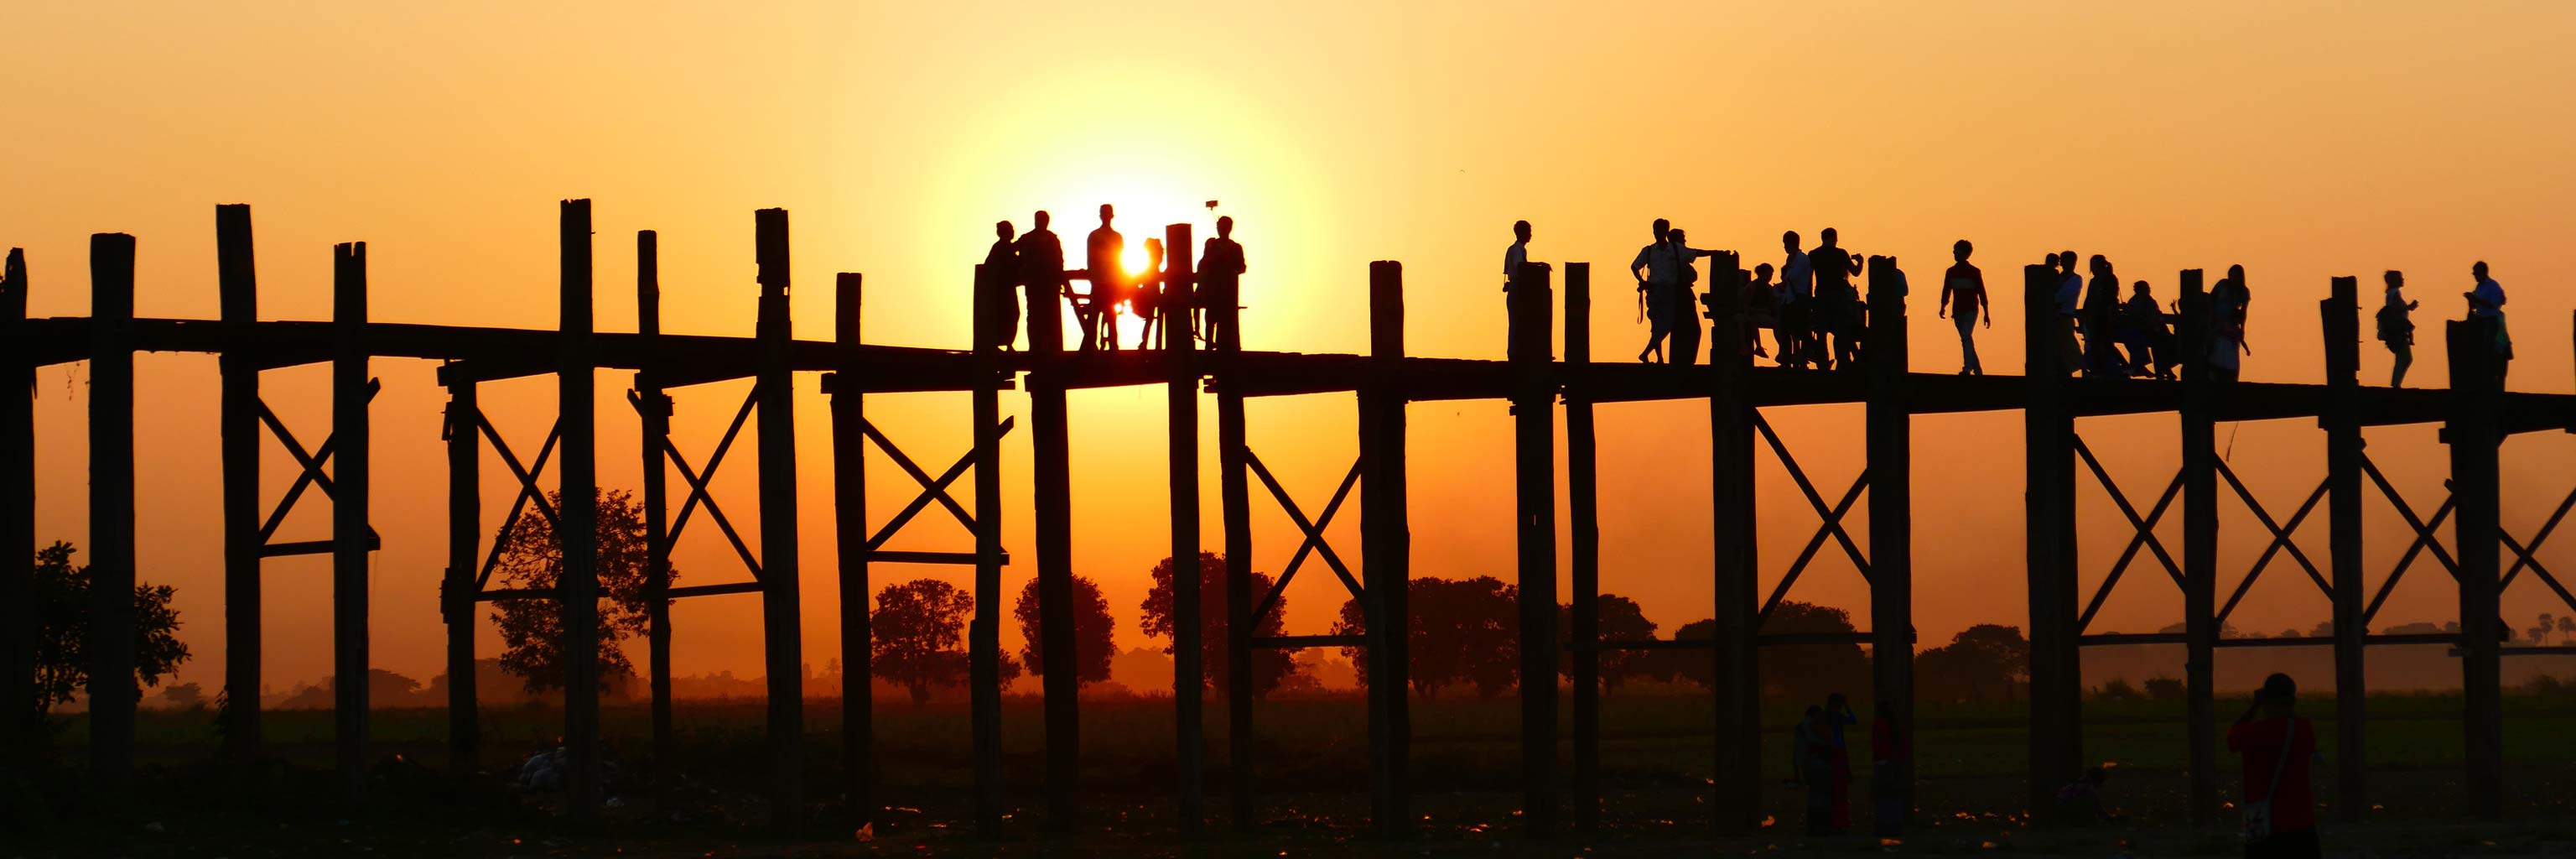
[980,220,1021,351]
[1198,216,1246,350]
[1870,700,1910,837]
[1014,211,1067,351]
[2376,270,2418,388]
[2054,251,2085,376]
[1792,705,1834,836]
[2466,261,2511,385]
[2230,673,2320,859]
[1628,219,1674,362]
[1780,232,1815,367]
[1821,692,1860,832]
[1083,203,1124,351]
[1940,239,1988,375]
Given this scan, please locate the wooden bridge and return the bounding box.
[3,200,2569,836]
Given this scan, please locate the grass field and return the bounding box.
[15,689,2576,856]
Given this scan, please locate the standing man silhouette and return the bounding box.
[1940,239,1988,375]
[1628,219,1673,362]
[2053,251,2084,377]
[1780,232,1814,367]
[1810,229,1857,369]
[1665,226,1716,366]
[1015,211,1067,352]
[1084,203,1124,351]
[2467,260,2510,385]
[1199,216,1246,351]
[1505,219,1535,356]
[980,220,1021,351]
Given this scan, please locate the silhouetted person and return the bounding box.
[2209,266,2249,382]
[1832,251,1868,368]
[1200,216,1245,350]
[1792,705,1833,835]
[2231,673,2319,859]
[1666,226,1715,366]
[1822,691,1858,831]
[1811,229,1857,370]
[2122,281,2172,380]
[1780,231,1815,368]
[2053,252,2084,376]
[2055,765,2116,825]
[1015,211,1067,352]
[2084,254,2124,376]
[1940,239,1989,375]
[1084,204,1124,351]
[2466,261,2510,385]
[980,221,1021,351]
[1135,236,1166,350]
[1506,219,1536,357]
[1628,219,1673,362]
[1746,262,1779,360]
[1870,700,1910,837]
[2376,270,2418,387]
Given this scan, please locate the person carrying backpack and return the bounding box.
[2376,270,2418,388]
[2229,674,2320,859]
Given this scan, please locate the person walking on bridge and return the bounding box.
[1015,211,1067,351]
[1939,239,1988,375]
[1199,216,1246,350]
[1083,203,1124,351]
[1628,219,1673,362]
[2376,270,2418,388]
[979,220,1021,351]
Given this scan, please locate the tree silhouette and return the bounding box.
[29,541,190,717]
[1333,575,1518,700]
[1013,574,1115,686]
[1138,552,1301,699]
[1556,593,1660,693]
[489,489,667,694]
[873,578,974,705]
[1916,623,2028,704]
[1661,601,1867,705]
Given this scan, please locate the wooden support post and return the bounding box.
[1863,256,1914,811]
[2446,317,2503,817]
[558,201,602,815]
[1165,223,1205,831]
[1219,277,1256,831]
[2022,262,2080,816]
[1360,260,1411,837]
[0,247,28,773]
[636,230,673,798]
[1509,259,1557,838]
[88,234,138,791]
[970,270,1007,835]
[2179,268,2219,824]
[331,239,371,797]
[442,367,480,775]
[828,273,871,827]
[216,206,265,769]
[754,207,806,825]
[1706,252,1760,833]
[1033,257,1078,831]
[1564,263,1600,833]
[2320,276,2366,820]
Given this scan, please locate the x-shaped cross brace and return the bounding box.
[2501,483,2576,614]
[641,386,764,583]
[1751,411,1869,626]
[860,416,1015,551]
[1243,448,1363,627]
[2360,453,2462,625]
[255,381,381,544]
[2213,459,2333,624]
[472,412,562,591]
[2074,432,2184,633]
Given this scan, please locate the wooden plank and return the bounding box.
[1250,634,1363,648]
[2322,276,2367,820]
[556,201,602,816]
[1165,223,1205,832]
[1706,253,1759,833]
[216,206,266,771]
[2447,316,2503,816]
[330,239,371,798]
[1360,260,1410,836]
[828,272,872,830]
[1563,262,1600,834]
[755,207,805,827]
[2179,268,2218,824]
[665,581,764,600]
[1864,254,1914,815]
[1508,258,1556,838]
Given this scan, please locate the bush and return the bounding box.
[2094,678,2141,701]
[2143,676,2185,701]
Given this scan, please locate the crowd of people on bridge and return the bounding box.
[1505,221,2516,386]
[976,205,1246,353]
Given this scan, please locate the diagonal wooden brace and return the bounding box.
[1246,452,1363,627]
[865,418,1016,550]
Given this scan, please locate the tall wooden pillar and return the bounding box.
[557,201,602,815]
[636,230,673,796]
[1359,261,1411,837]
[442,367,480,775]
[1706,252,1760,832]
[2446,317,2503,817]
[88,234,138,791]
[1508,260,1557,837]
[828,273,870,826]
[1218,274,1256,831]
[1164,224,1206,831]
[1863,256,1914,806]
[2179,269,2219,823]
[1563,263,1601,833]
[753,207,806,825]
[970,271,1007,834]
[2022,263,2080,815]
[2320,276,2366,820]
[216,206,265,768]
[330,240,371,797]
[1031,242,1079,831]
[0,248,29,773]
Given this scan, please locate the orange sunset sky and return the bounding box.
[6,2,2574,695]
